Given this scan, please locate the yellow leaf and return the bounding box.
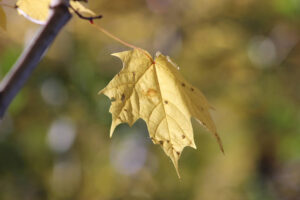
[0,1,6,29]
[70,1,96,17]
[16,0,49,24]
[16,0,96,24]
[99,49,224,177]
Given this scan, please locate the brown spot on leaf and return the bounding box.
[121,94,125,101]
[191,88,194,92]
[182,135,186,139]
[181,83,185,87]
[167,140,170,143]
[147,89,157,97]
[164,100,168,104]
[124,109,128,112]
[159,141,164,145]
[176,151,180,156]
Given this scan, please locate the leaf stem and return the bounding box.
[92,23,140,50]
[92,23,155,63]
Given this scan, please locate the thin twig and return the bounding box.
[69,4,102,23]
[0,0,72,118]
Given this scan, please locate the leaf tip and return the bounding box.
[177,171,181,179]
[111,51,128,61]
[214,131,225,154]
[220,144,225,155]
[172,160,181,179]
[191,142,197,149]
[109,120,119,138]
[109,123,116,137]
[109,127,114,138]
[169,150,182,179]
[97,89,104,95]
[155,51,162,58]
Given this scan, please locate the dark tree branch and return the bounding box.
[0,0,72,118]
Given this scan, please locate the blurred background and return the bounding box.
[0,0,300,199]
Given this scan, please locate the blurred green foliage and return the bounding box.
[0,0,300,199]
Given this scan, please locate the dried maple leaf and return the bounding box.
[0,0,6,29]
[99,49,224,177]
[16,0,95,24]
